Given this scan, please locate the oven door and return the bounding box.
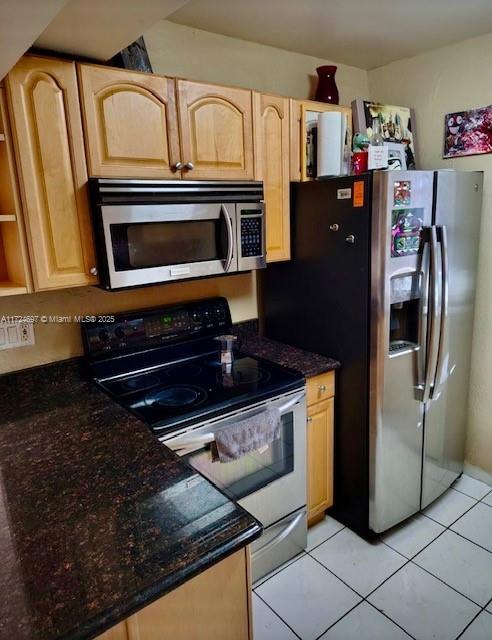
[101,203,238,289]
[162,390,306,528]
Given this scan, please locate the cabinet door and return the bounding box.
[78,65,181,178]
[253,93,290,262]
[177,80,254,180]
[126,548,251,640]
[95,623,128,640]
[307,398,334,525]
[6,57,97,290]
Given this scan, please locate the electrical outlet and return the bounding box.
[0,319,35,350]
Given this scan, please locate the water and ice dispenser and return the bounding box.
[389,272,423,355]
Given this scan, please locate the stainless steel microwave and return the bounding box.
[89,179,266,290]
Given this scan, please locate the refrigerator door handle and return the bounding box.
[431,225,449,398]
[422,225,440,403]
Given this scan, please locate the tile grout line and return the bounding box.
[312,600,362,640]
[421,497,492,555]
[380,520,449,561]
[255,505,492,639]
[305,552,418,640]
[306,524,346,553]
[447,527,492,555]
[451,484,492,502]
[253,591,303,640]
[364,600,417,639]
[408,558,486,608]
[454,605,489,639]
[307,550,366,599]
[253,520,347,590]
[253,551,306,590]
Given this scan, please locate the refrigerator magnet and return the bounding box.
[394,180,411,206]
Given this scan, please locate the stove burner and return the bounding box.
[164,363,203,380]
[145,385,207,408]
[217,364,270,387]
[122,373,161,392]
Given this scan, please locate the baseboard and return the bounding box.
[463,462,492,488]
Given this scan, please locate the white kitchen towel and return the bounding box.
[212,408,281,463]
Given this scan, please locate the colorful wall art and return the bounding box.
[444,105,492,158]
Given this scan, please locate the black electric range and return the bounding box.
[83,298,304,435]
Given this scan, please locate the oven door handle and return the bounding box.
[221,204,234,272]
[276,391,305,414]
[166,433,215,455]
[165,391,305,456]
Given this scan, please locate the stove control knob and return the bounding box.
[98,329,110,342]
[114,326,125,339]
[191,310,202,323]
[215,305,225,320]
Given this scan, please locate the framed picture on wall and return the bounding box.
[443,105,492,158]
[352,98,418,169]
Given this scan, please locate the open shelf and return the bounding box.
[0,86,32,295]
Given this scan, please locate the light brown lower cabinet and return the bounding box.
[96,547,252,640]
[306,371,335,526]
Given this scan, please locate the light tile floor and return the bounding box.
[253,475,492,640]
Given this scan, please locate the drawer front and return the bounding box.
[306,371,335,405]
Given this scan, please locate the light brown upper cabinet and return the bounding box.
[253,93,290,262]
[78,65,181,178]
[176,80,254,180]
[290,99,352,181]
[5,56,97,290]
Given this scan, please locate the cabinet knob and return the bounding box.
[89,267,98,276]
[174,161,184,170]
[329,224,339,232]
[307,417,313,423]
[185,161,195,170]
[319,384,327,392]
[345,235,355,244]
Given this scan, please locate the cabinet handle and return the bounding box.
[319,384,327,392]
[173,162,184,170]
[89,267,98,276]
[345,235,355,244]
[185,161,195,170]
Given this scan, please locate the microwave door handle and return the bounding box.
[431,225,449,399]
[221,204,234,272]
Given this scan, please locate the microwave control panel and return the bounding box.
[240,215,263,257]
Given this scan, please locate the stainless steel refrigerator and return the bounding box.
[262,170,483,535]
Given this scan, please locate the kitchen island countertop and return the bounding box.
[0,359,261,640]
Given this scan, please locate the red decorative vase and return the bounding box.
[315,65,339,104]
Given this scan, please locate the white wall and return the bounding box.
[369,32,492,479]
[144,20,369,104]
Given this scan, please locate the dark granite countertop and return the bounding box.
[234,321,340,378]
[0,359,261,640]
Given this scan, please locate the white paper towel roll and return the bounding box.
[317,111,349,177]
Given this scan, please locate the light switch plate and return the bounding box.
[0,319,35,350]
